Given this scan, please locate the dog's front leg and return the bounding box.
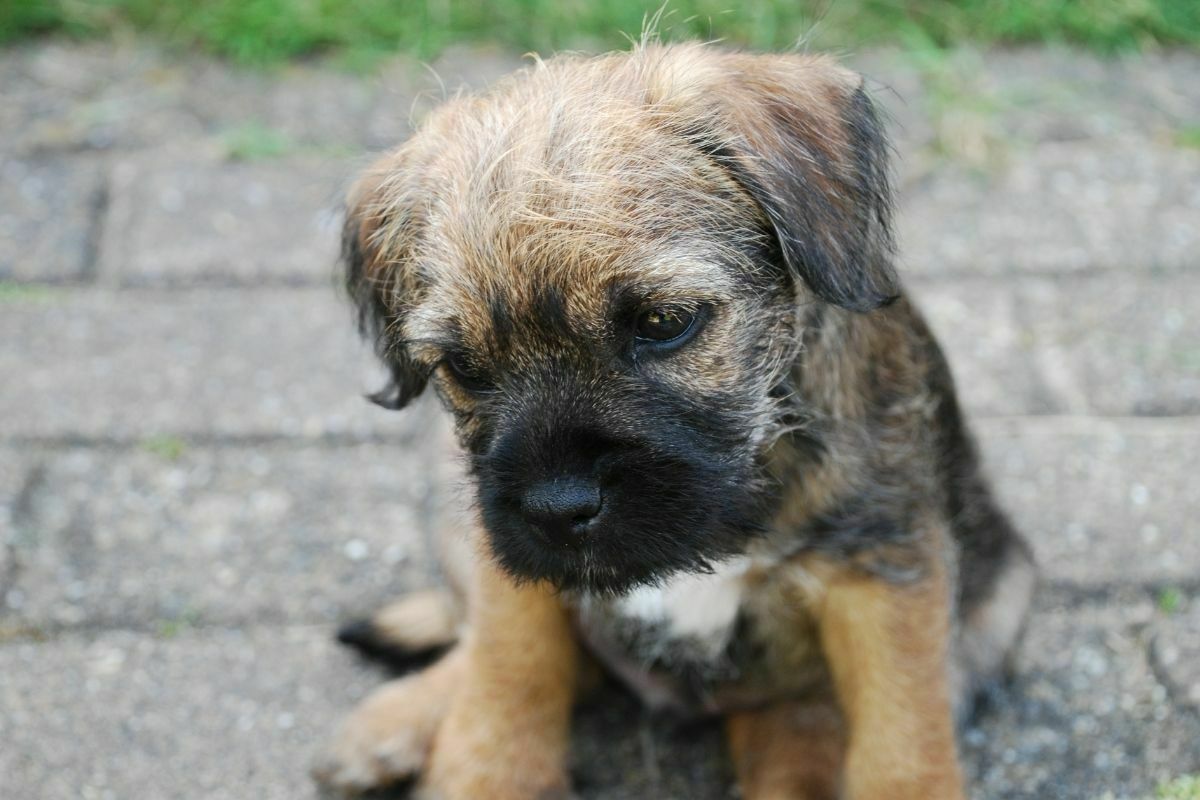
[417,551,578,800]
[810,553,964,800]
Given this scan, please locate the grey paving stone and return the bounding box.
[0,42,388,155]
[977,418,1200,587]
[0,625,382,800]
[183,61,386,151]
[1151,596,1200,714]
[899,142,1200,277]
[911,279,1054,417]
[918,274,1200,418]
[2,599,1192,800]
[855,47,1200,157]
[99,154,351,286]
[1020,275,1200,416]
[0,42,209,154]
[0,45,63,152]
[963,599,1200,800]
[4,442,438,630]
[192,45,519,153]
[0,157,105,282]
[0,287,414,440]
[0,624,726,800]
[976,49,1200,147]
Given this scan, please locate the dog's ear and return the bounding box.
[342,155,429,410]
[669,52,899,312]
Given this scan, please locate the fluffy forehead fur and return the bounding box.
[347,42,896,403]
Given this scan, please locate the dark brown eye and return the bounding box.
[635,308,696,343]
[443,352,496,394]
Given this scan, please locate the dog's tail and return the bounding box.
[336,589,464,671]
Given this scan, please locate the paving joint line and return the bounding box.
[0,616,340,646]
[1037,577,1200,608]
[1145,628,1200,723]
[77,171,111,284]
[0,463,47,612]
[0,430,423,450]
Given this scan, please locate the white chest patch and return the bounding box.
[573,554,777,711]
[610,555,751,656]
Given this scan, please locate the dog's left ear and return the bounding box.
[669,52,899,312]
[342,153,430,410]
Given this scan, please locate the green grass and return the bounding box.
[156,607,202,639]
[139,434,188,461]
[1176,126,1200,150]
[0,281,56,303]
[1157,586,1184,614]
[1157,775,1200,800]
[222,122,296,161]
[3,0,1198,66]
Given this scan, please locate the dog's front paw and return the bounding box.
[314,723,427,793]
[313,652,462,794]
[313,678,438,792]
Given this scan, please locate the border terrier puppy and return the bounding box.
[314,42,1036,800]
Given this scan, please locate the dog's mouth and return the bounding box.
[485,518,739,597]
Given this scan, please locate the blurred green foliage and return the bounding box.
[0,281,56,303]
[1157,586,1184,614]
[1157,775,1200,800]
[1176,126,1200,150]
[222,122,296,161]
[139,434,188,461]
[2,0,1198,64]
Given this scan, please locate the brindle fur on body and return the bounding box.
[315,42,1036,800]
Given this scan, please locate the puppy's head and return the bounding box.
[345,44,896,594]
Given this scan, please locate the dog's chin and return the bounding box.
[494,546,683,597]
[482,517,751,597]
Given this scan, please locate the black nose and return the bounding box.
[521,478,602,546]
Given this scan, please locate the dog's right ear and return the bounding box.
[342,156,429,410]
[648,47,899,313]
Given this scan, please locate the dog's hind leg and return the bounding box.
[337,588,464,670]
[727,701,845,800]
[952,529,1038,724]
[336,471,476,670]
